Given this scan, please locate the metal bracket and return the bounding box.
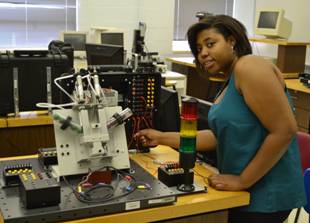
[13,67,19,116]
[46,66,52,113]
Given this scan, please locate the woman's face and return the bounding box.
[196,28,236,75]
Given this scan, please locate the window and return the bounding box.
[174,0,234,40]
[0,0,76,48]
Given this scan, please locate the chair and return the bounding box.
[294,132,310,223]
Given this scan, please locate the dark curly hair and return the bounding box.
[187,15,252,67]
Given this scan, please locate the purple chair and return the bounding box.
[294,132,310,223]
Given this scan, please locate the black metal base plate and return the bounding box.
[0,158,179,223]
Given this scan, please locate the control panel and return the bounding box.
[19,171,60,209]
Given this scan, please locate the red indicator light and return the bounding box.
[181,97,198,120]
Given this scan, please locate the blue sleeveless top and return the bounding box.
[208,73,306,212]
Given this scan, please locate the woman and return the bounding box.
[135,15,306,223]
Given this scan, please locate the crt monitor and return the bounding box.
[85,43,124,66]
[155,86,180,132]
[101,32,124,46]
[60,31,88,58]
[255,9,292,39]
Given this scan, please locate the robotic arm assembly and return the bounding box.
[51,71,132,178]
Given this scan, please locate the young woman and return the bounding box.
[135,15,306,223]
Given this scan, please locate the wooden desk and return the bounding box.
[285,79,310,94]
[165,57,225,101]
[0,115,55,157]
[166,57,196,68]
[0,119,6,128]
[0,146,250,223]
[6,114,53,127]
[285,79,310,133]
[249,38,310,76]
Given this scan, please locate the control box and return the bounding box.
[19,171,60,209]
[158,162,193,187]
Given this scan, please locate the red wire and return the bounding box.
[128,116,137,149]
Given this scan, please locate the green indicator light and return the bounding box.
[179,137,196,153]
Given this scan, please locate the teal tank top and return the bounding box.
[208,73,306,212]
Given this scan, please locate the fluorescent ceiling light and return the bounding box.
[0,3,75,9]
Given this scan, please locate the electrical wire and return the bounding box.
[62,165,143,204]
[193,168,209,186]
[36,102,76,110]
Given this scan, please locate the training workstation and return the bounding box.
[0,1,310,223]
[0,1,248,223]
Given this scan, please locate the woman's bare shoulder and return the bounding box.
[233,55,278,90]
[234,55,273,73]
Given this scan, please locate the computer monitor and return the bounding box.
[59,31,88,58]
[85,43,124,66]
[90,27,124,44]
[101,32,124,46]
[255,9,292,39]
[155,86,180,132]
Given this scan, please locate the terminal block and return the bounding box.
[3,163,32,186]
[158,162,193,187]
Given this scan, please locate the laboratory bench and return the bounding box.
[0,146,249,223]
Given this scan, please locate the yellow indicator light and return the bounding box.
[22,174,28,181]
[31,173,37,180]
[180,119,197,137]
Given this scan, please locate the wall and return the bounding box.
[77,0,175,58]
[233,0,256,37]
[137,0,175,57]
[78,0,310,66]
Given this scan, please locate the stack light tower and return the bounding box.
[177,97,198,192]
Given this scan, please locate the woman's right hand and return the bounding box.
[134,129,163,147]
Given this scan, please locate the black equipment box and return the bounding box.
[38,147,58,167]
[0,50,72,116]
[158,165,194,187]
[299,73,310,88]
[19,171,60,209]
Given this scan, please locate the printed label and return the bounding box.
[148,196,176,204]
[125,201,141,210]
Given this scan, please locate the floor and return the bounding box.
[286,208,308,223]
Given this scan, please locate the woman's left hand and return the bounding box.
[208,174,248,191]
